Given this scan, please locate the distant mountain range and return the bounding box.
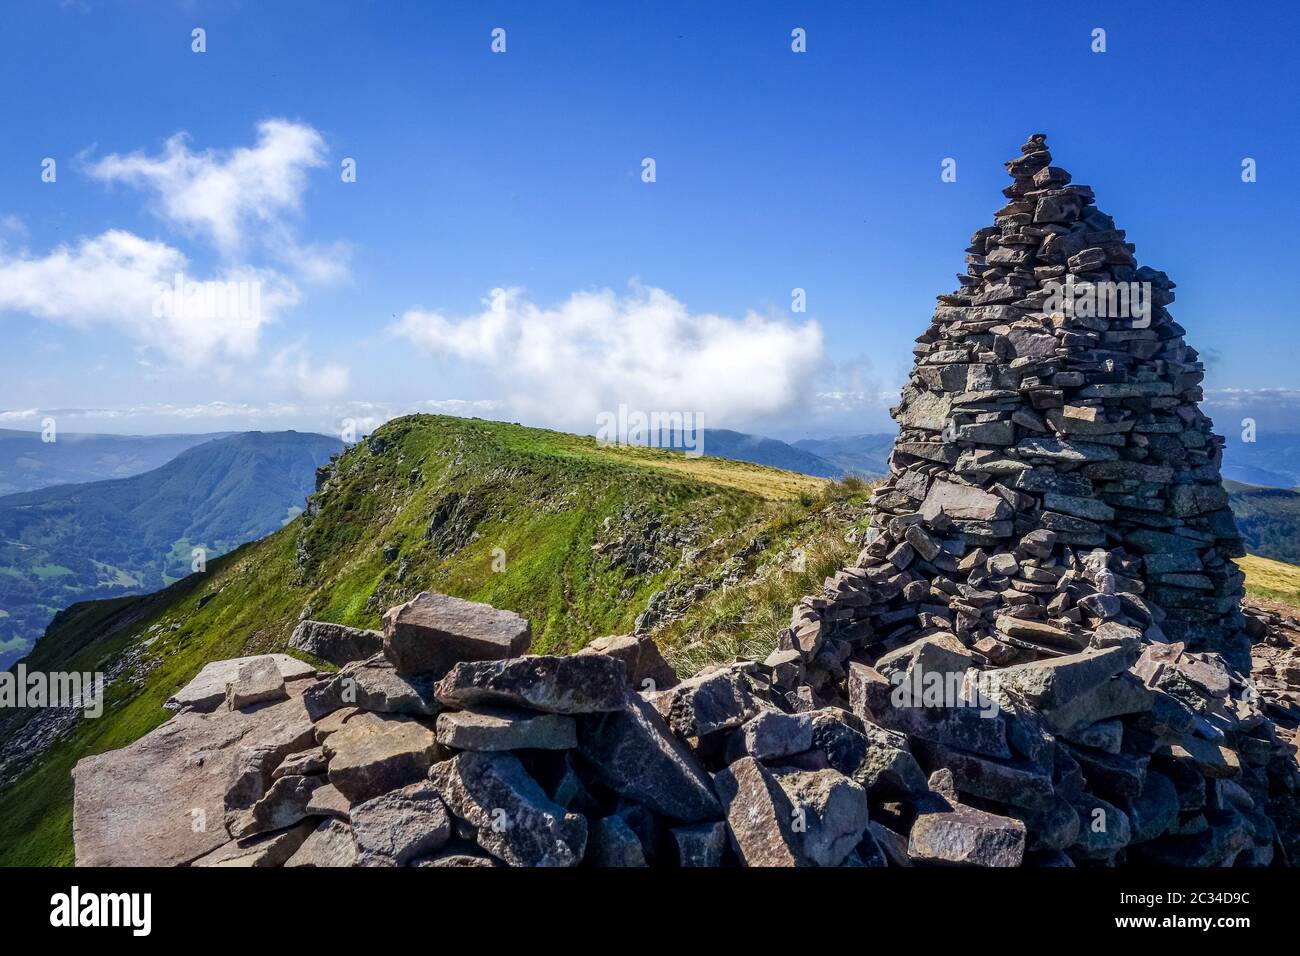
[791,434,895,478]
[0,431,342,667]
[654,428,891,479]
[1219,433,1300,488]
[0,428,235,495]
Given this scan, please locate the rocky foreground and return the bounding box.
[70,586,1300,867]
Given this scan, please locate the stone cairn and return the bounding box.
[71,137,1300,868]
[768,133,1298,864]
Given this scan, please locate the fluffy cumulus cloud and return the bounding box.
[0,229,298,364]
[0,120,347,380]
[85,119,335,270]
[392,284,824,430]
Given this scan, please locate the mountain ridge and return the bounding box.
[0,431,342,667]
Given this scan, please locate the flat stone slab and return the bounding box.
[166,654,315,713]
[73,685,314,866]
[435,706,577,751]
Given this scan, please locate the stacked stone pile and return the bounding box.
[77,591,980,867]
[766,134,1298,865]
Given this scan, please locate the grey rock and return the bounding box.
[772,766,871,867]
[284,819,360,867]
[588,815,648,867]
[349,780,451,866]
[429,751,586,867]
[434,654,627,714]
[576,634,679,692]
[73,686,314,866]
[578,695,721,823]
[193,820,316,868]
[303,654,441,721]
[908,803,1026,867]
[671,821,729,867]
[166,654,315,714]
[290,620,383,666]
[382,591,531,676]
[651,664,759,738]
[323,712,440,803]
[728,710,813,762]
[435,706,577,751]
[225,656,288,711]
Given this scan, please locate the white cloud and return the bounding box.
[0,229,299,364]
[268,344,351,401]
[392,283,824,430]
[86,119,329,263]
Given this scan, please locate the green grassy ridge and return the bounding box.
[0,414,835,866]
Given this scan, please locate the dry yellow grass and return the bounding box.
[592,444,829,500]
[1240,553,1300,607]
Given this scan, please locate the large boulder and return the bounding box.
[382,591,531,676]
[577,695,721,823]
[429,751,586,867]
[323,712,440,803]
[290,620,384,666]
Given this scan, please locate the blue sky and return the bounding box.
[1,0,1297,441]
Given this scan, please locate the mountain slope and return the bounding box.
[0,431,342,666]
[0,414,865,865]
[1226,480,1300,565]
[0,428,232,495]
